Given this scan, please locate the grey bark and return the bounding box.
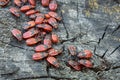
[0,0,120,80]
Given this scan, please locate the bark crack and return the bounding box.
[81,40,98,45]
[12,76,76,80]
[101,49,108,58]
[112,25,120,34]
[61,37,77,44]
[0,40,34,51]
[108,45,120,57]
[61,11,69,38]
[94,45,97,55]
[98,25,109,45]
[112,66,120,69]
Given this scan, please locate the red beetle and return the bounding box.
[9,7,20,17]
[0,0,9,7]
[45,14,51,19]
[25,10,39,16]
[49,0,57,11]
[43,35,52,47]
[25,9,39,16]
[48,11,62,21]
[47,56,59,68]
[35,13,45,24]
[68,45,77,56]
[48,48,62,56]
[51,33,59,43]
[41,0,50,7]
[26,37,41,46]
[20,5,35,12]
[14,0,22,7]
[48,18,58,29]
[11,28,22,41]
[35,44,51,52]
[28,0,36,6]
[32,52,48,60]
[23,28,39,39]
[68,60,81,71]
[23,21,35,30]
[36,24,52,32]
[78,60,93,68]
[29,13,40,19]
[77,50,93,58]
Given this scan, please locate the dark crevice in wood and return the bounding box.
[112,66,120,69]
[98,25,109,45]
[60,11,69,39]
[12,76,75,80]
[94,45,97,55]
[61,33,86,43]
[0,40,34,51]
[108,45,120,57]
[50,76,75,80]
[46,64,50,77]
[13,76,49,80]
[81,41,98,45]
[101,49,108,58]
[112,25,120,34]
[60,37,77,44]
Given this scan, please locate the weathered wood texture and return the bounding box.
[0,0,120,80]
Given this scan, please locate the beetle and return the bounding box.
[41,0,50,7]
[29,13,40,19]
[77,50,93,58]
[46,56,59,68]
[28,0,35,6]
[68,45,77,56]
[0,0,9,7]
[23,21,35,30]
[43,34,52,47]
[67,60,81,71]
[26,37,41,46]
[14,0,22,7]
[32,52,48,60]
[9,7,20,17]
[35,13,45,24]
[11,28,22,41]
[48,11,62,21]
[51,33,59,43]
[45,14,51,19]
[49,0,57,11]
[35,44,51,52]
[48,18,58,29]
[23,28,39,39]
[36,24,52,32]
[25,9,39,16]
[78,60,93,68]
[20,5,35,12]
[48,48,62,56]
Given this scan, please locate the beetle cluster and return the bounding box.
[10,0,62,68]
[67,45,93,71]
